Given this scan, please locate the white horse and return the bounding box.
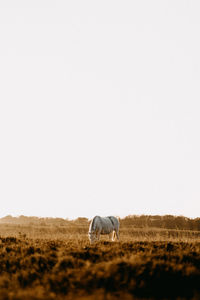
[88,216,119,243]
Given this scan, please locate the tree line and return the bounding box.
[0,214,200,231]
[120,215,200,231]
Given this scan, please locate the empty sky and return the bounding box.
[0,1,200,219]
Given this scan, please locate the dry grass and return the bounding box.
[0,223,199,299]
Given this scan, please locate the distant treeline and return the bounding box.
[0,215,89,226]
[0,214,200,231]
[121,215,200,231]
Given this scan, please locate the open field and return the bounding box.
[0,219,200,299]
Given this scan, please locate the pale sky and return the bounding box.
[0,1,200,219]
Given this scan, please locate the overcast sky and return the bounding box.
[0,1,200,219]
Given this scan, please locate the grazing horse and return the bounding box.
[88,216,119,243]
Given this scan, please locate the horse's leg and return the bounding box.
[111,231,116,241]
[115,229,119,240]
[109,232,113,241]
[97,231,101,241]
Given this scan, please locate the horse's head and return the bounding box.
[88,231,96,244]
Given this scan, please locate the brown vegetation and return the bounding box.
[0,216,199,299]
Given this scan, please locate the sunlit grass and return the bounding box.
[0,222,199,299]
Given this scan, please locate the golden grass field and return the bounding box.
[0,216,200,299]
